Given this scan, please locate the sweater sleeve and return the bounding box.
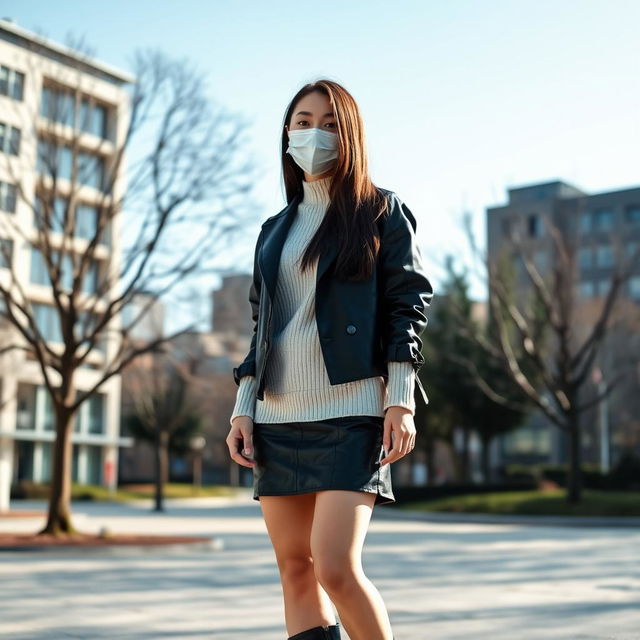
[229,375,257,426]
[383,360,416,414]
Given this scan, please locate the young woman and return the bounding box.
[226,79,433,640]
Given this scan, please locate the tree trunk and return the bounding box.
[566,414,582,503]
[228,457,239,487]
[425,434,436,486]
[461,426,471,483]
[480,435,491,484]
[154,429,169,512]
[39,406,77,536]
[449,437,464,483]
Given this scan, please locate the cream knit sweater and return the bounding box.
[230,176,416,425]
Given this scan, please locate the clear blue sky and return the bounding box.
[6,0,640,302]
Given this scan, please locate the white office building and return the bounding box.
[0,18,134,510]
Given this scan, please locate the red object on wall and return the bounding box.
[104,460,115,485]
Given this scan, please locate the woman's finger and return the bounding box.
[380,426,408,466]
[230,450,256,468]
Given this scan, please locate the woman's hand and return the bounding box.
[226,416,256,468]
[379,406,416,466]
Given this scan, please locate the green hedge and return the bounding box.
[400,489,640,516]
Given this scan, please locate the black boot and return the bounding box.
[288,622,341,639]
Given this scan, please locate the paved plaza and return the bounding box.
[1,494,639,639]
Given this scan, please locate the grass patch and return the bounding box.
[14,481,243,502]
[110,483,241,501]
[397,489,640,517]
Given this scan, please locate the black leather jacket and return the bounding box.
[232,188,434,407]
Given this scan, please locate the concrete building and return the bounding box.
[118,281,255,488]
[486,180,640,472]
[0,18,134,510]
[212,273,255,337]
[121,291,166,343]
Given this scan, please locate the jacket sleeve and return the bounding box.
[378,192,434,373]
[232,227,264,386]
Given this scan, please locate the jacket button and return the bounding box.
[346,324,357,335]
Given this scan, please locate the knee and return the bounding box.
[278,555,315,588]
[313,556,359,594]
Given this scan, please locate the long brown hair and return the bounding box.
[281,80,388,281]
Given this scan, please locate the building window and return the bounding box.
[42,389,55,432]
[594,208,614,232]
[31,245,99,294]
[76,202,99,240]
[15,441,34,481]
[41,84,112,141]
[0,65,25,101]
[0,237,13,269]
[0,181,17,213]
[35,197,110,246]
[84,261,99,294]
[74,393,106,435]
[32,303,63,343]
[34,194,66,233]
[80,98,110,139]
[527,213,542,238]
[580,211,591,234]
[595,245,614,269]
[87,394,105,435]
[0,122,21,156]
[625,204,640,225]
[578,281,595,298]
[37,138,106,192]
[87,446,103,484]
[36,139,73,182]
[40,85,76,127]
[578,247,592,271]
[31,247,78,289]
[16,384,37,430]
[596,278,610,297]
[78,151,105,191]
[30,247,48,286]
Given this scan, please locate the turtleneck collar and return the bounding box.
[301,175,332,206]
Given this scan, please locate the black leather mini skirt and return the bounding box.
[251,415,395,506]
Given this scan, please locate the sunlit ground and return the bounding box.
[0,495,638,639]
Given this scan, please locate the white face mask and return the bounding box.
[286,127,338,175]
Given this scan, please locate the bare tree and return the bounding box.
[0,38,258,534]
[123,345,206,512]
[426,258,532,484]
[451,208,640,502]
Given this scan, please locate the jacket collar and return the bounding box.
[258,193,339,301]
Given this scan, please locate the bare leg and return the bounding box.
[259,493,337,636]
[311,490,393,640]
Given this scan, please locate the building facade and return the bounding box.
[486,180,640,471]
[0,19,134,510]
[118,282,255,489]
